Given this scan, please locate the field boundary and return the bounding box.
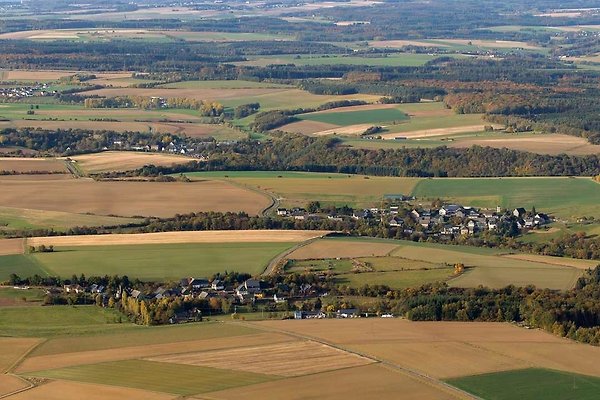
[0,375,34,399]
[262,236,326,276]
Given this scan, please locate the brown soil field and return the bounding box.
[0,238,24,256]
[501,253,598,269]
[0,177,271,217]
[0,337,42,372]
[82,87,290,101]
[17,333,292,374]
[148,341,372,377]
[369,40,450,48]
[203,363,464,400]
[0,375,29,397]
[27,230,330,248]
[449,134,600,155]
[70,151,192,173]
[0,158,67,173]
[255,319,600,379]
[280,120,339,135]
[0,70,78,81]
[379,125,490,139]
[288,239,400,260]
[6,380,176,400]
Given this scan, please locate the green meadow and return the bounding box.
[30,242,296,281]
[447,368,600,400]
[299,108,408,125]
[412,177,600,219]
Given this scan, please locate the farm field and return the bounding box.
[0,238,24,255]
[235,53,450,67]
[70,151,193,173]
[0,157,67,173]
[183,171,420,208]
[0,205,138,233]
[0,176,271,217]
[255,319,600,379]
[288,237,591,289]
[159,80,293,89]
[369,38,542,51]
[29,242,297,280]
[412,177,600,219]
[447,368,600,400]
[0,119,244,140]
[281,102,488,138]
[0,286,46,306]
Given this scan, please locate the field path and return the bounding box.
[239,321,479,400]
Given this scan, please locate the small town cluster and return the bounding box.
[0,83,56,99]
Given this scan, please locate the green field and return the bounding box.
[183,171,420,208]
[0,206,139,233]
[412,177,600,219]
[336,268,454,288]
[447,368,600,400]
[29,359,277,395]
[0,286,46,302]
[299,108,409,125]
[0,305,131,337]
[0,255,48,281]
[31,242,296,281]
[237,53,454,67]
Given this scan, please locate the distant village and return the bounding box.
[0,84,56,99]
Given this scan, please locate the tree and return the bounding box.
[307,201,321,213]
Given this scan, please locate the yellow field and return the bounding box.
[0,375,29,397]
[288,239,400,259]
[70,151,192,173]
[502,253,598,270]
[0,176,271,217]
[148,341,373,377]
[27,230,331,248]
[0,337,42,372]
[0,158,67,173]
[379,124,492,139]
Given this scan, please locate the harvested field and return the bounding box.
[27,230,329,247]
[148,341,373,377]
[0,158,67,173]
[0,375,29,397]
[449,133,600,155]
[0,337,42,372]
[18,333,292,374]
[70,151,192,173]
[6,380,176,400]
[0,70,78,81]
[288,238,400,259]
[379,124,490,139]
[255,319,600,379]
[204,363,464,400]
[0,238,24,255]
[311,123,374,136]
[0,177,271,217]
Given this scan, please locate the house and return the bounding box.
[439,204,463,217]
[513,208,526,218]
[129,289,144,300]
[276,208,288,216]
[63,284,85,294]
[294,310,325,319]
[274,294,287,303]
[89,284,105,294]
[211,279,224,290]
[180,277,210,290]
[337,309,359,318]
[388,216,404,227]
[236,279,262,296]
[534,213,549,225]
[460,226,470,235]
